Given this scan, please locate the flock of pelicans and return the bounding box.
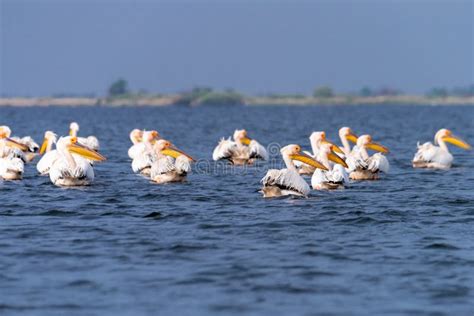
[0,123,471,197]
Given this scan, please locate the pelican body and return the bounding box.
[0,125,38,163]
[347,135,389,180]
[413,129,471,169]
[128,129,144,159]
[150,140,194,184]
[260,144,328,198]
[0,127,29,180]
[213,129,268,165]
[49,136,106,186]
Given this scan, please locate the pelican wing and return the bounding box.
[132,152,154,173]
[36,150,59,175]
[311,165,348,188]
[128,143,146,159]
[413,142,453,166]
[261,168,310,196]
[175,155,192,174]
[19,136,39,152]
[151,156,176,177]
[249,140,268,161]
[367,153,390,173]
[212,138,238,161]
[0,157,24,177]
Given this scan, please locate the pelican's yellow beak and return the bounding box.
[40,138,48,155]
[68,143,106,161]
[69,129,74,137]
[241,137,252,146]
[346,132,358,144]
[321,140,344,154]
[5,138,29,151]
[161,147,195,162]
[328,151,349,168]
[290,152,328,171]
[442,136,471,150]
[366,141,389,154]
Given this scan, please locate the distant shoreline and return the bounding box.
[1,95,473,107]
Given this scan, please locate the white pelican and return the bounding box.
[348,135,390,180]
[311,143,349,190]
[0,130,29,180]
[296,131,344,175]
[128,129,144,159]
[131,130,160,176]
[36,131,58,175]
[69,122,100,151]
[338,127,358,156]
[0,125,38,162]
[260,144,328,198]
[413,129,471,169]
[213,129,268,165]
[150,139,195,184]
[49,136,106,186]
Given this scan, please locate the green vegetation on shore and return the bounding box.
[1,80,473,107]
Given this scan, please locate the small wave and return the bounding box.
[423,243,460,250]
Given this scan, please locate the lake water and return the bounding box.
[1,105,473,315]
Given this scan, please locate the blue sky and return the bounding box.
[1,0,472,96]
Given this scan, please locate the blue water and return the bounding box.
[1,105,473,315]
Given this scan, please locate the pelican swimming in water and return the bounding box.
[150,139,195,184]
[0,128,28,180]
[131,130,160,176]
[260,144,328,198]
[338,127,359,156]
[128,129,144,159]
[347,135,390,180]
[69,122,100,151]
[412,129,471,169]
[36,131,58,175]
[213,129,268,165]
[0,125,38,162]
[296,131,344,175]
[49,136,106,186]
[311,143,349,190]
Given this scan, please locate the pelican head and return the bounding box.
[357,135,389,153]
[319,143,349,168]
[130,129,143,144]
[58,136,106,161]
[0,126,12,138]
[339,127,358,144]
[309,131,344,154]
[154,139,195,161]
[69,122,80,136]
[434,129,471,150]
[143,130,160,143]
[281,144,328,171]
[233,129,252,145]
[0,125,28,151]
[39,131,58,154]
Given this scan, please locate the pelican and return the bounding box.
[338,127,359,156]
[413,129,471,169]
[0,130,28,180]
[260,144,328,198]
[150,139,195,184]
[311,143,349,190]
[49,136,106,186]
[296,131,344,175]
[69,122,100,151]
[128,129,144,159]
[213,129,268,165]
[348,135,390,180]
[0,125,38,162]
[131,130,160,176]
[36,131,58,175]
